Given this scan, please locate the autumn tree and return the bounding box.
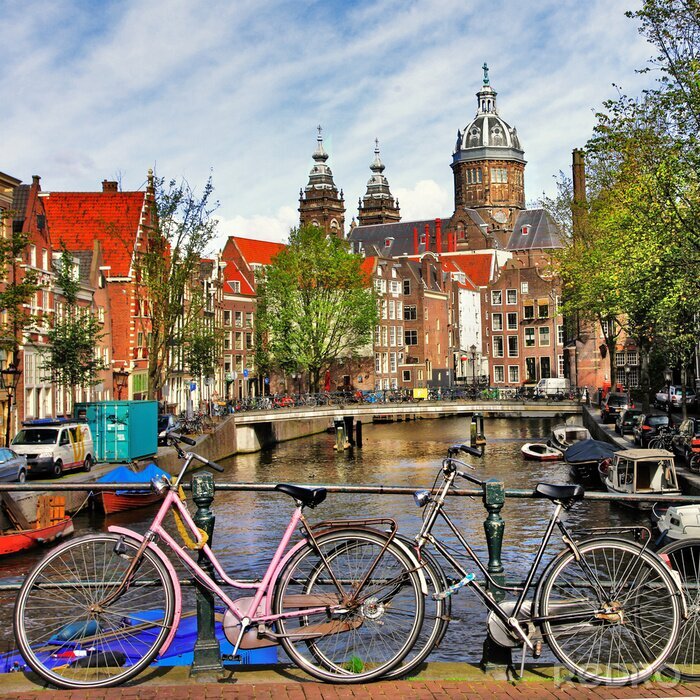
[256,225,377,392]
[137,175,219,400]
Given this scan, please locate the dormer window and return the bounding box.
[420,234,426,245]
[521,225,531,235]
[232,280,241,293]
[384,237,394,247]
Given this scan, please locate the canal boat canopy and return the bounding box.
[601,449,680,506]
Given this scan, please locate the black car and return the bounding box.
[670,417,700,464]
[615,408,642,435]
[633,413,671,448]
[600,392,631,424]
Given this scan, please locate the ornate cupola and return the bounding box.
[298,126,346,238]
[451,63,526,236]
[357,139,401,226]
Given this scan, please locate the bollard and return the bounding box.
[335,424,346,451]
[190,471,223,677]
[343,416,355,447]
[355,420,363,448]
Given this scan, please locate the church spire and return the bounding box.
[298,126,345,237]
[357,139,401,227]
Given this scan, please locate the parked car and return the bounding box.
[670,417,700,464]
[633,413,671,448]
[158,414,182,446]
[0,448,27,483]
[11,420,94,477]
[615,408,642,436]
[600,392,631,424]
[655,385,697,408]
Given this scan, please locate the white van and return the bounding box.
[11,420,94,477]
[534,378,571,398]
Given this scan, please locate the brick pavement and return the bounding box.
[5,679,700,700]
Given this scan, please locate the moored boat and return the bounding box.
[565,438,621,487]
[521,442,563,461]
[656,504,700,541]
[600,448,681,509]
[549,423,591,451]
[0,518,74,557]
[97,463,170,515]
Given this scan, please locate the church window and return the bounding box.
[330,219,338,230]
[491,168,508,184]
[491,126,504,146]
[468,127,481,146]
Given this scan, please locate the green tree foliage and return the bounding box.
[0,214,42,359]
[256,225,378,392]
[42,247,107,401]
[138,175,219,400]
[185,322,221,380]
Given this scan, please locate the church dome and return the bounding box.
[453,64,525,165]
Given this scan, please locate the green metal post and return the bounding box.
[190,471,223,677]
[483,478,505,601]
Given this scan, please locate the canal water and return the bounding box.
[0,415,644,664]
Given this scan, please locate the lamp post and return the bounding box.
[624,364,631,407]
[470,344,477,389]
[1,363,22,448]
[114,369,129,400]
[664,368,673,423]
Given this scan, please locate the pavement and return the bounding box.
[3,662,700,700]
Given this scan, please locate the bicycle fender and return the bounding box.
[107,525,183,656]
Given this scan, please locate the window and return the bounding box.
[42,249,48,270]
[494,366,505,383]
[396,301,402,318]
[389,326,396,346]
[466,168,483,184]
[540,357,551,379]
[404,305,417,321]
[491,168,508,184]
[224,332,232,351]
[491,290,502,305]
[381,300,387,319]
[235,311,243,327]
[508,336,518,357]
[626,351,639,366]
[381,326,388,346]
[224,310,232,326]
[232,280,241,293]
[29,245,36,267]
[382,353,388,373]
[558,354,565,377]
[615,352,626,367]
[524,327,536,347]
[521,281,529,294]
[397,326,404,346]
[601,319,610,336]
[375,353,381,373]
[509,366,520,383]
[507,312,518,330]
[526,357,536,382]
[235,332,243,350]
[492,313,503,331]
[524,305,534,320]
[402,370,411,382]
[390,353,397,373]
[493,336,504,358]
[506,289,517,305]
[539,327,550,346]
[245,312,253,327]
[389,280,400,295]
[403,279,411,295]
[538,304,549,319]
[405,330,418,346]
[245,333,253,350]
[389,301,395,320]
[374,325,381,344]
[557,325,564,345]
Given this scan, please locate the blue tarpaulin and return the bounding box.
[96,463,169,494]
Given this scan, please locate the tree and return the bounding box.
[41,247,107,407]
[256,225,378,392]
[137,175,219,400]
[185,322,221,380]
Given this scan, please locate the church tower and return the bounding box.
[451,64,526,244]
[357,139,401,226]
[299,126,346,238]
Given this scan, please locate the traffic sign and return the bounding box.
[243,369,249,378]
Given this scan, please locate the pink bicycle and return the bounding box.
[13,436,425,688]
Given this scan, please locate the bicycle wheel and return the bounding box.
[538,539,681,685]
[658,538,700,679]
[648,437,663,450]
[383,541,450,679]
[689,455,700,474]
[272,529,424,683]
[14,533,176,689]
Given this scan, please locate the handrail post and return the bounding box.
[483,478,506,601]
[190,471,222,677]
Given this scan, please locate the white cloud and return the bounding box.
[393,181,452,221]
[213,206,298,250]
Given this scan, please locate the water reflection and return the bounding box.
[0,416,644,662]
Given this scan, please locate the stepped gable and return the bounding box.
[42,191,146,277]
[507,209,565,250]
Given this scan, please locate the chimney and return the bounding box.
[102,180,118,192]
[32,175,41,187]
[572,149,587,240]
[413,227,419,255]
[424,224,430,252]
[435,218,442,253]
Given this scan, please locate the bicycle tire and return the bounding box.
[14,533,176,689]
[689,455,700,474]
[272,529,425,683]
[658,538,700,680]
[648,437,663,450]
[538,538,681,685]
[383,540,450,679]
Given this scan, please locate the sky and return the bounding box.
[2,0,655,251]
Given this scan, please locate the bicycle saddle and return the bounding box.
[275,483,327,508]
[535,483,585,502]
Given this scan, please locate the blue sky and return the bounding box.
[2,0,654,249]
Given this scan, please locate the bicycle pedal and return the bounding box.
[221,654,241,662]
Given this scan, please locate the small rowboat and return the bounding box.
[0,518,74,557]
[521,443,563,461]
[97,463,170,515]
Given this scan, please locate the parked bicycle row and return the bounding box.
[9,432,700,689]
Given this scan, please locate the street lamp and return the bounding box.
[664,368,673,423]
[114,369,129,400]
[470,344,477,389]
[0,363,22,447]
[624,364,631,407]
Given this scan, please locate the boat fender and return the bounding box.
[51,619,100,642]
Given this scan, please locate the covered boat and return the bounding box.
[521,443,563,461]
[600,449,681,509]
[656,505,700,541]
[565,439,621,486]
[97,463,170,514]
[549,423,591,451]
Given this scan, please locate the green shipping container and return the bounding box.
[74,401,158,463]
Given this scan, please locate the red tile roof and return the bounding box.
[232,236,285,266]
[443,252,493,287]
[43,192,146,277]
[360,256,376,283]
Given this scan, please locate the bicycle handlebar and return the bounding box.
[447,444,483,458]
